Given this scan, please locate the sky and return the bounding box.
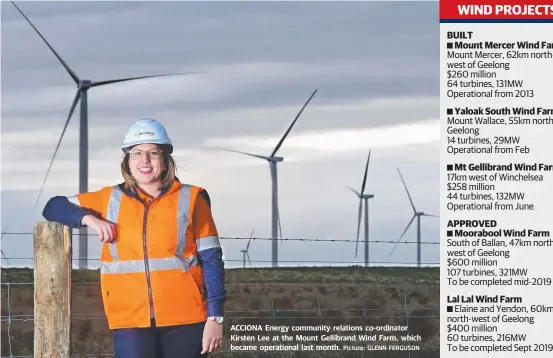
[1,1,440,269]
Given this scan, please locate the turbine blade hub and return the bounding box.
[79,80,92,89]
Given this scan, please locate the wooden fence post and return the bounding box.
[33,222,72,358]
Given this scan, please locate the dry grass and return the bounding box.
[1,266,439,357]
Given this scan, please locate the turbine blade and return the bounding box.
[355,198,362,257]
[1,249,9,266]
[396,167,416,213]
[246,228,254,250]
[1,228,10,266]
[203,146,271,161]
[90,71,207,87]
[247,252,252,267]
[32,90,81,212]
[0,250,10,265]
[387,214,416,259]
[346,185,361,197]
[270,89,318,157]
[360,149,371,195]
[11,1,79,84]
[423,213,439,218]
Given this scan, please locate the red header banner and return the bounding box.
[440,0,553,20]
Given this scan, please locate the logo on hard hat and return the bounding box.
[135,131,155,137]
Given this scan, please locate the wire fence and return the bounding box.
[1,282,440,357]
[1,231,441,244]
[1,229,440,357]
[0,231,441,269]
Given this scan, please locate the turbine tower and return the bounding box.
[207,89,318,268]
[241,229,254,268]
[12,1,203,269]
[388,167,438,267]
[347,150,374,267]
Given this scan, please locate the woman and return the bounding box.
[42,118,226,358]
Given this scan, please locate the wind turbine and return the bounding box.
[347,150,374,267]
[241,229,255,268]
[12,1,203,269]
[388,167,438,267]
[206,89,318,268]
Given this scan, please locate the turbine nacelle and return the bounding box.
[347,186,374,200]
[417,211,438,218]
[79,79,92,89]
[269,156,284,163]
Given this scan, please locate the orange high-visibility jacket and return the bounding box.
[42,179,226,329]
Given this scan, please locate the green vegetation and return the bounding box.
[1,266,439,357]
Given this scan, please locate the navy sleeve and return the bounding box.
[42,196,93,229]
[198,247,227,317]
[194,189,226,317]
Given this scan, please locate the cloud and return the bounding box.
[205,119,440,158]
[2,58,437,123]
[2,95,439,191]
[3,95,439,157]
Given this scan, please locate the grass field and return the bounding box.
[1,266,440,357]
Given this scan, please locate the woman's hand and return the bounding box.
[201,319,223,354]
[81,215,116,243]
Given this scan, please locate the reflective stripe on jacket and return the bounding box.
[42,178,226,329]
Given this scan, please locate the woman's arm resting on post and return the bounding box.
[43,196,94,228]
[42,189,107,229]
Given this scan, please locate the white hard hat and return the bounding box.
[121,118,173,154]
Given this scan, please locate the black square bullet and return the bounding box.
[447,43,453,49]
[447,109,453,115]
[447,231,453,237]
[447,306,453,312]
[447,165,453,171]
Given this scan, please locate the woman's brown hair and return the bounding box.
[120,145,177,192]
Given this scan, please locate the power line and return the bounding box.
[1,256,439,265]
[0,232,440,245]
[1,282,440,287]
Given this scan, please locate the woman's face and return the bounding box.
[128,143,166,185]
